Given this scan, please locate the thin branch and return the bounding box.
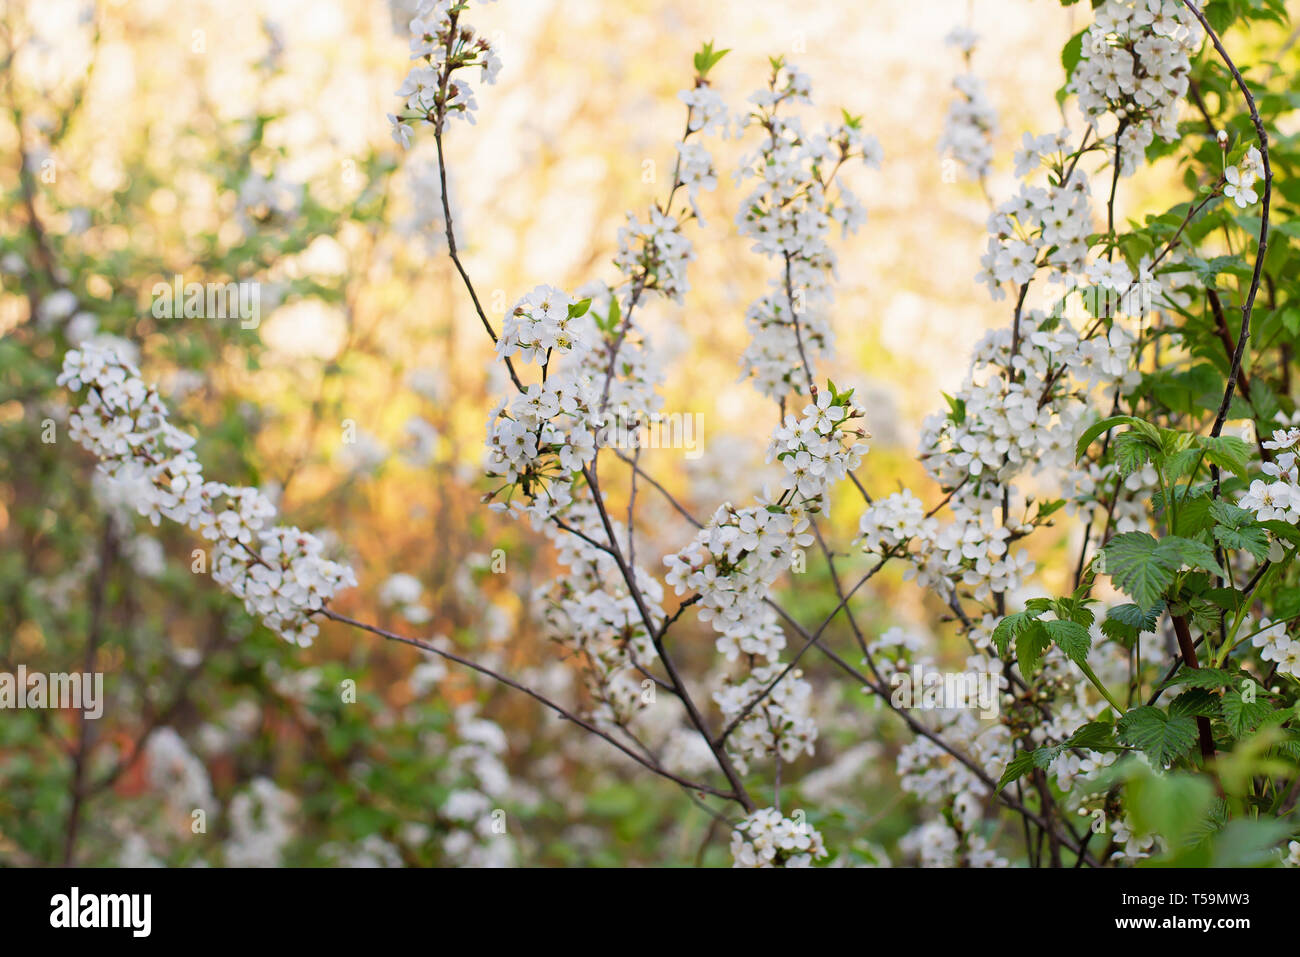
[1178,0,1272,440]
[318,608,739,803]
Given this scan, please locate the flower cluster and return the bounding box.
[679,83,730,137]
[237,170,302,230]
[574,283,665,423]
[483,331,602,522]
[977,135,1094,298]
[497,285,595,364]
[734,61,880,398]
[937,28,997,182]
[739,289,835,400]
[390,0,500,146]
[665,505,801,661]
[613,209,696,305]
[856,488,933,553]
[714,661,818,772]
[1240,427,1300,524]
[901,815,1008,868]
[439,703,517,867]
[865,301,1143,606]
[664,501,815,770]
[145,727,218,817]
[59,345,356,645]
[660,387,866,770]
[896,709,1011,803]
[1068,0,1202,175]
[1249,617,1300,678]
[730,807,827,867]
[919,312,1136,492]
[536,499,665,729]
[767,387,870,505]
[379,572,432,623]
[1223,145,1265,208]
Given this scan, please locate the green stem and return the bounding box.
[1078,660,1124,715]
[1214,564,1277,667]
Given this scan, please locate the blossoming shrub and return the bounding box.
[13,0,1300,867]
[381,0,1300,867]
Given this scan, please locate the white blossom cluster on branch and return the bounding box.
[59,345,356,646]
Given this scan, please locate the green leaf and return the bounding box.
[1117,706,1199,766]
[1213,522,1270,561]
[1168,666,1234,689]
[1208,501,1270,561]
[1170,688,1221,719]
[991,611,1036,656]
[692,40,730,77]
[1016,620,1051,675]
[1157,536,1227,578]
[1053,596,1095,627]
[1113,432,1153,476]
[1045,619,1091,666]
[1075,414,1142,462]
[1126,769,1215,850]
[1209,500,1254,527]
[1004,720,1118,784]
[1164,447,1204,482]
[998,750,1037,791]
[1222,688,1272,738]
[1036,498,1066,520]
[941,392,965,426]
[1109,602,1164,632]
[1101,532,1176,611]
[1066,720,1117,751]
[1101,617,1137,645]
[1061,29,1085,75]
[1198,434,1251,480]
[1172,493,1214,537]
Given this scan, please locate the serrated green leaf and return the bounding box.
[1222,688,1272,738]
[1117,706,1199,766]
[997,750,1037,791]
[991,610,1036,656]
[1016,620,1051,675]
[1197,434,1251,480]
[1156,536,1227,578]
[1170,688,1221,719]
[1169,666,1234,689]
[1045,618,1092,666]
[1209,500,1254,527]
[1114,432,1153,476]
[1172,494,1214,537]
[1212,522,1270,561]
[1102,532,1177,611]
[1101,617,1138,645]
[1109,602,1164,632]
[1066,720,1117,750]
